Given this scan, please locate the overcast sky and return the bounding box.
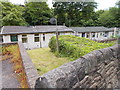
[9,0,119,10]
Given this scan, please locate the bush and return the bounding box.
[49,35,116,60]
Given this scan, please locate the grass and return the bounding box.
[27,48,72,75]
[27,40,117,75]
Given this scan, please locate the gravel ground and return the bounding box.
[2,59,21,88]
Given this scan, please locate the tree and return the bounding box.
[24,2,52,25]
[99,7,119,27]
[53,2,97,26]
[1,2,27,26]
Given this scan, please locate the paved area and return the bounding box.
[2,59,21,88]
[0,59,2,89]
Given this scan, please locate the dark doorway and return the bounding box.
[82,33,85,37]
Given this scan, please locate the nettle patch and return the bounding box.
[49,35,116,60]
[1,44,28,88]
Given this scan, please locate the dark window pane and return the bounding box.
[43,34,45,41]
[86,33,89,38]
[0,36,3,42]
[11,35,18,42]
[35,37,39,42]
[92,33,95,37]
[35,34,39,36]
[22,35,27,37]
[22,38,27,43]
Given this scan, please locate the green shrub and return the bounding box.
[49,35,116,60]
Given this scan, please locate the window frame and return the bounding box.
[34,34,40,42]
[22,34,27,43]
[43,34,45,41]
[10,35,18,42]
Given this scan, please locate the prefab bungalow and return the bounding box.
[70,27,119,40]
[1,26,74,49]
[1,26,119,49]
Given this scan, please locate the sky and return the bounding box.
[9,0,119,11]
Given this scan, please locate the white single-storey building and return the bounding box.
[0,26,119,49]
[0,26,74,49]
[70,27,120,40]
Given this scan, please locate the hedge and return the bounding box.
[49,35,116,60]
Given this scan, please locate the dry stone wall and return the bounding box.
[35,44,120,88]
[18,42,39,88]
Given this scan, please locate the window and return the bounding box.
[104,32,108,37]
[58,32,60,35]
[34,34,39,42]
[112,32,114,36]
[43,34,45,41]
[86,33,89,38]
[22,35,27,43]
[97,33,98,38]
[11,35,18,42]
[92,33,95,37]
[0,36,3,42]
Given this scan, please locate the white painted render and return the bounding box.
[75,31,115,40]
[3,35,11,43]
[2,29,118,49]
[2,32,73,49]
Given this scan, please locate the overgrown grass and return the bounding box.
[49,35,117,60]
[27,48,71,75]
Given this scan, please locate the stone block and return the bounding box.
[70,58,85,81]
[109,45,118,58]
[99,47,113,61]
[89,50,104,64]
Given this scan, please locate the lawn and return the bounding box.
[27,37,117,75]
[27,48,71,75]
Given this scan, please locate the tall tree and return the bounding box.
[1,2,27,26]
[53,2,97,26]
[24,2,52,25]
[99,7,119,27]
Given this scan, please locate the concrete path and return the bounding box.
[2,59,21,88]
[0,58,2,89]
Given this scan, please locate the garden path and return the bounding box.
[2,58,21,88]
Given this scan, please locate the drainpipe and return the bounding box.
[89,32,92,39]
[40,34,42,48]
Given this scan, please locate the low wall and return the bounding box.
[18,42,39,88]
[35,44,120,88]
[93,38,117,43]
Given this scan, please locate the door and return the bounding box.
[82,33,85,37]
